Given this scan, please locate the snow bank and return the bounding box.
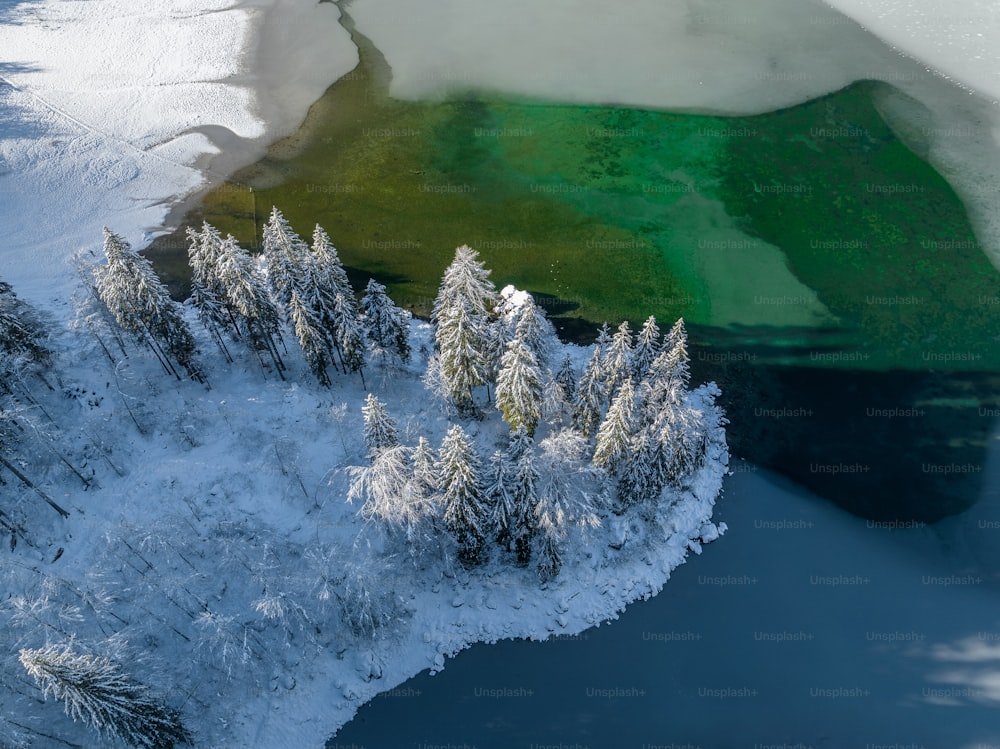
[0,0,356,307]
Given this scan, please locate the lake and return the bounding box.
[144,6,1000,747]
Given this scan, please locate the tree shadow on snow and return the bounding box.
[0,0,43,25]
[0,70,49,143]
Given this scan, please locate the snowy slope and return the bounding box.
[0,0,356,307]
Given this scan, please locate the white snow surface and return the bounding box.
[1,316,729,748]
[820,0,1000,103]
[0,0,356,308]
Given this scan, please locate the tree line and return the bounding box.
[352,245,724,579]
[81,207,411,389]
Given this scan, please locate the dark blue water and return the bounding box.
[330,462,1000,749]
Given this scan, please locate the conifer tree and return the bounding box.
[534,430,605,578]
[431,245,498,326]
[333,292,367,387]
[506,427,539,565]
[186,224,234,362]
[511,295,554,370]
[289,289,332,386]
[261,207,309,313]
[0,280,49,368]
[616,424,661,510]
[554,354,577,401]
[411,436,439,499]
[485,449,516,550]
[631,315,660,380]
[438,424,488,566]
[361,393,399,457]
[308,225,360,372]
[217,236,286,376]
[571,346,605,437]
[311,224,353,302]
[360,278,411,364]
[602,320,633,400]
[594,322,612,354]
[347,444,420,531]
[96,229,204,383]
[435,301,487,413]
[431,246,498,411]
[19,643,191,749]
[495,335,543,436]
[662,317,691,389]
[593,377,636,476]
[481,317,512,390]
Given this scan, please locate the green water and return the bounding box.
[149,16,999,373]
[145,14,1000,521]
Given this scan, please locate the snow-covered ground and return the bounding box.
[0,0,356,306]
[1,309,729,747]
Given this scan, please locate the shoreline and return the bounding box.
[155,0,359,235]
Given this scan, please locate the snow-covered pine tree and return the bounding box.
[615,423,661,510]
[481,316,512,390]
[554,354,577,401]
[0,280,49,371]
[485,449,516,550]
[185,224,234,362]
[411,435,439,499]
[594,322,612,354]
[438,424,488,566]
[96,229,204,383]
[511,295,555,370]
[571,346,605,437]
[651,390,711,488]
[310,224,353,302]
[431,246,498,411]
[534,429,605,579]
[261,207,309,313]
[537,525,562,583]
[216,236,286,376]
[347,443,421,531]
[289,289,332,386]
[431,245,498,327]
[360,278,411,365]
[333,291,367,387]
[592,377,636,476]
[301,225,357,372]
[631,315,660,380]
[495,335,543,436]
[602,320,633,401]
[361,393,399,457]
[434,300,488,413]
[661,317,691,389]
[19,643,191,749]
[507,427,539,565]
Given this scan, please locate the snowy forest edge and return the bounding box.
[0,211,729,749]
